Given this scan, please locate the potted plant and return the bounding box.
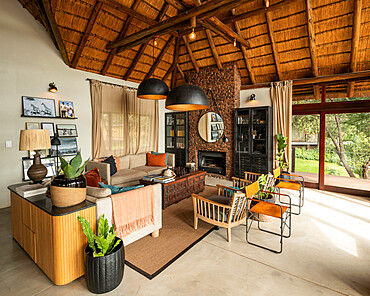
[257,174,275,203]
[50,151,89,207]
[78,215,124,294]
[276,133,290,180]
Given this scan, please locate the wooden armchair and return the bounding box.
[192,184,249,242]
[231,176,252,190]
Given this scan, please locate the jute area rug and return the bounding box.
[125,186,217,279]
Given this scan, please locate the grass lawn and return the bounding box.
[295,158,359,178]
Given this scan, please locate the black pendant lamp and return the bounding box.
[137,39,169,100]
[165,84,209,111]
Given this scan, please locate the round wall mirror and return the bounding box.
[198,112,224,142]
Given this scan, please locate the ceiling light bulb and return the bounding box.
[154,39,157,46]
[265,0,269,8]
[189,28,196,40]
[233,38,237,47]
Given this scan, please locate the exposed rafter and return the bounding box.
[123,3,170,81]
[182,36,199,73]
[71,2,102,68]
[232,9,255,84]
[177,64,185,80]
[206,29,222,70]
[348,0,362,97]
[122,42,148,80]
[171,37,181,88]
[145,36,175,80]
[106,0,251,51]
[100,0,143,75]
[40,0,70,66]
[266,11,282,81]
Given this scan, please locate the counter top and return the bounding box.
[8,183,95,216]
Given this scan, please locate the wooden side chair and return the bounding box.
[244,171,262,183]
[191,184,249,242]
[273,167,305,215]
[231,176,252,190]
[246,180,292,254]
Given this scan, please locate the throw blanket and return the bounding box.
[111,185,154,238]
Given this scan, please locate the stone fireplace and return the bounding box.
[187,62,241,179]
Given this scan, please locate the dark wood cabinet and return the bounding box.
[165,112,188,167]
[234,107,273,178]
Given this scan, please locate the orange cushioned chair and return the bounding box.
[273,167,304,215]
[246,180,292,254]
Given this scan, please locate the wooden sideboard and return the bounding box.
[8,184,96,285]
[141,171,206,209]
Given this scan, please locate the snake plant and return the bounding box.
[59,151,89,179]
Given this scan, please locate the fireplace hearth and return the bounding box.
[198,151,226,175]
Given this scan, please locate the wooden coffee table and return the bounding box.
[140,170,206,209]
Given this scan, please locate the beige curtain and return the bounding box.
[270,80,293,171]
[90,80,159,158]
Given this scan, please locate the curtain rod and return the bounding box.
[85,78,138,90]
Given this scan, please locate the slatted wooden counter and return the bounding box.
[8,184,96,285]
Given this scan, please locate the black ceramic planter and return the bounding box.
[85,239,125,294]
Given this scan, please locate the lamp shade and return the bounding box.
[19,129,51,151]
[165,84,209,111]
[137,78,169,100]
[51,136,61,146]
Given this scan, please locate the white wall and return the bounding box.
[240,88,271,108]
[0,0,167,208]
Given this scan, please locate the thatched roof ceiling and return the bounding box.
[18,0,370,97]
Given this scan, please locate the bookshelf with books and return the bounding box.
[165,112,188,167]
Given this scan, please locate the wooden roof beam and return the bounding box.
[145,36,175,80]
[348,0,363,97]
[122,42,148,80]
[106,0,252,51]
[305,0,320,100]
[241,71,370,89]
[182,35,199,73]
[177,64,185,80]
[71,2,103,68]
[171,37,181,88]
[222,0,296,24]
[164,0,186,11]
[266,11,282,81]
[40,0,70,66]
[163,63,176,81]
[205,29,222,70]
[101,0,143,75]
[232,9,255,84]
[123,3,170,81]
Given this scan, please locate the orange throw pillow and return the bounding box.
[147,153,167,167]
[85,167,101,187]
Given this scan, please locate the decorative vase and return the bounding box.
[85,239,125,294]
[50,175,86,207]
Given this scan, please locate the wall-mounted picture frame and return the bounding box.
[22,157,56,181]
[22,96,56,117]
[41,122,55,137]
[29,149,48,159]
[59,138,78,156]
[25,122,40,130]
[56,124,78,137]
[59,100,75,118]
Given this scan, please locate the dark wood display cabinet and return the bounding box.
[234,107,273,178]
[165,112,188,167]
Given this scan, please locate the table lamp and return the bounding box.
[19,129,51,183]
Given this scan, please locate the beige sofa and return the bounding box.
[86,183,162,246]
[86,152,175,187]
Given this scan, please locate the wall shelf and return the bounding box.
[21,115,78,119]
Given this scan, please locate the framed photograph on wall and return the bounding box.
[22,157,56,181]
[22,96,56,117]
[25,122,40,130]
[41,122,55,137]
[59,138,78,156]
[56,124,78,137]
[59,101,75,118]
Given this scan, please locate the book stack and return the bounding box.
[16,184,47,197]
[142,175,175,184]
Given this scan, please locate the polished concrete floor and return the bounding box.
[1,188,369,296]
